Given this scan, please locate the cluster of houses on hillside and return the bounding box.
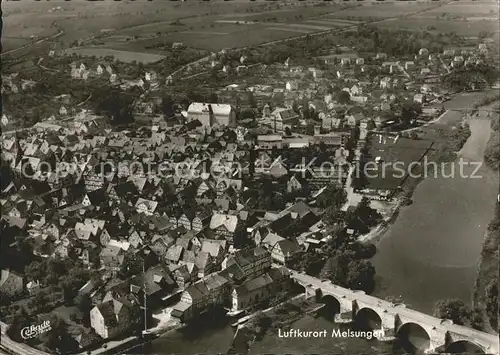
[203,43,490,128]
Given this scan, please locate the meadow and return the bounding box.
[415,2,499,16]
[61,48,167,64]
[363,135,434,190]
[377,18,499,36]
[327,2,438,19]
[1,0,288,47]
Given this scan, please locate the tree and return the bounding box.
[7,308,33,342]
[208,93,218,103]
[319,256,339,280]
[433,299,472,326]
[136,62,145,76]
[469,308,484,331]
[316,184,347,210]
[485,279,498,329]
[24,261,45,284]
[92,87,135,125]
[353,242,377,259]
[75,294,93,327]
[484,131,500,170]
[161,95,175,119]
[240,108,255,120]
[46,257,72,284]
[321,253,349,285]
[60,268,89,305]
[345,197,381,234]
[119,253,143,279]
[346,259,376,293]
[42,315,77,353]
[322,206,344,226]
[287,251,324,276]
[400,101,422,125]
[337,90,351,104]
[34,290,50,311]
[248,92,257,108]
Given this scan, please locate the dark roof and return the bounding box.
[276,239,301,255]
[113,181,138,199]
[96,300,119,327]
[87,188,107,205]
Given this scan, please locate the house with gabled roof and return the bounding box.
[100,245,126,270]
[209,213,243,243]
[222,246,271,280]
[270,239,302,265]
[90,297,135,339]
[201,239,225,266]
[166,245,184,264]
[135,198,158,215]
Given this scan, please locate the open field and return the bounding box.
[377,18,499,36]
[414,2,499,16]
[80,3,354,53]
[4,0,498,64]
[131,27,312,52]
[1,0,301,47]
[61,47,166,64]
[2,38,34,52]
[327,3,438,18]
[364,135,433,190]
[2,1,353,60]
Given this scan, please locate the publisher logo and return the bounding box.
[20,321,52,340]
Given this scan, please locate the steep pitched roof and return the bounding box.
[209,213,239,233]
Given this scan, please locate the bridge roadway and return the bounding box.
[290,270,499,354]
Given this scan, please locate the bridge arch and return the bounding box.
[446,340,486,354]
[320,294,341,319]
[396,322,431,352]
[354,307,382,331]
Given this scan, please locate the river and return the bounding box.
[146,94,498,354]
[146,312,408,355]
[372,97,498,313]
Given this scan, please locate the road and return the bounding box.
[2,31,64,56]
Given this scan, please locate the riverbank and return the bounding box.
[472,102,499,334]
[472,221,499,333]
[357,200,400,244]
[228,296,321,355]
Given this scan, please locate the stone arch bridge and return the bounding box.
[291,271,499,354]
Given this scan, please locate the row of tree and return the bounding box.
[484,111,500,170]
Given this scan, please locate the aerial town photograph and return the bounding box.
[0,0,498,354]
